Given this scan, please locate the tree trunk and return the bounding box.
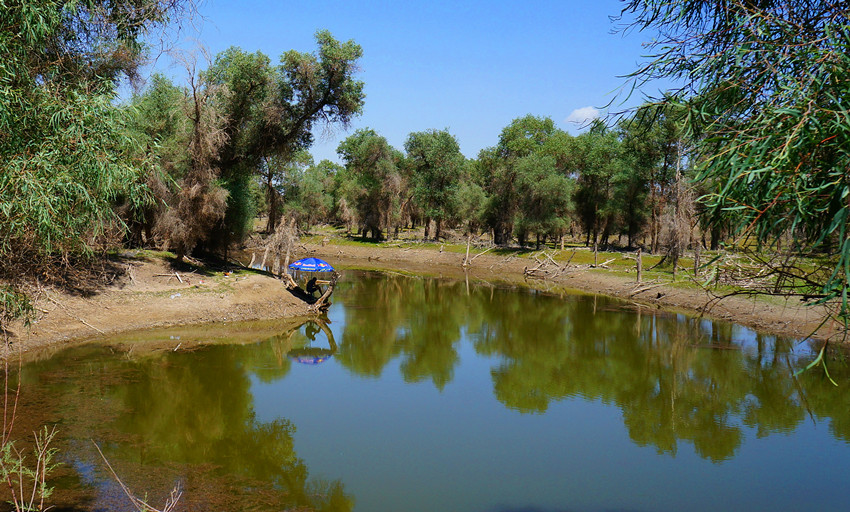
[710,224,721,250]
[265,170,278,234]
[493,225,510,246]
[593,237,598,266]
[636,248,642,283]
[693,243,701,278]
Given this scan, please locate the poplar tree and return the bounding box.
[337,129,404,240]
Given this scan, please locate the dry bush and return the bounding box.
[261,218,299,275]
[155,183,228,259]
[154,53,230,260]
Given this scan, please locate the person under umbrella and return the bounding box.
[306,277,322,297]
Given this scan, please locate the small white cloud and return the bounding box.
[565,106,600,126]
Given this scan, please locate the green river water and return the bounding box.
[11,270,850,511]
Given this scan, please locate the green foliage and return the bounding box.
[455,176,488,234]
[571,121,625,246]
[0,92,149,258]
[124,31,363,254]
[0,286,33,329]
[205,31,364,176]
[513,153,572,247]
[0,0,183,319]
[0,426,60,512]
[623,0,850,315]
[480,115,569,245]
[214,173,261,250]
[404,129,465,239]
[331,163,362,232]
[127,74,191,180]
[295,159,338,226]
[497,115,557,158]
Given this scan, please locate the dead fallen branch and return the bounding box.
[629,281,669,297]
[154,272,189,284]
[465,246,494,266]
[592,258,615,269]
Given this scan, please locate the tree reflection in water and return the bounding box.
[336,272,849,462]
[18,319,353,512]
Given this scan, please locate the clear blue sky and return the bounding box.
[149,0,659,163]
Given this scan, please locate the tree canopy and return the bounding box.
[337,129,404,240]
[130,31,364,257]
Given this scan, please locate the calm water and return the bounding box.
[13,270,850,512]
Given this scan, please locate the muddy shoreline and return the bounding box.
[6,244,835,359]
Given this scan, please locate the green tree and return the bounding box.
[513,153,572,248]
[616,113,656,248]
[205,33,364,238]
[570,122,623,248]
[337,129,405,240]
[618,103,687,252]
[295,159,340,227]
[138,31,364,256]
[404,129,465,240]
[330,163,361,233]
[123,74,191,246]
[479,115,564,246]
[455,169,488,240]
[621,1,850,315]
[262,150,314,228]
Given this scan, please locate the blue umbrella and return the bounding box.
[288,257,334,272]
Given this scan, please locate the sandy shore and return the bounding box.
[5,243,836,358]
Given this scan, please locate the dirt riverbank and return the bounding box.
[5,252,313,358]
[6,243,837,358]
